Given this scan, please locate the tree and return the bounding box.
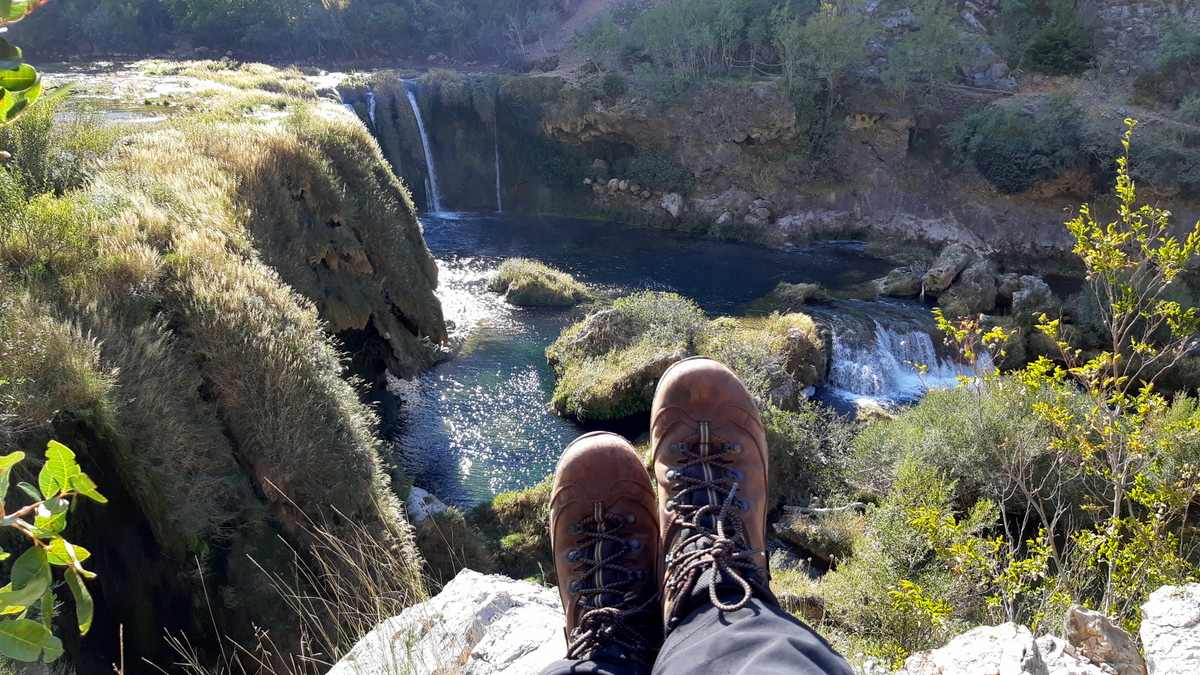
[882,0,967,98]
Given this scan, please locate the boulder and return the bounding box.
[1011,275,1056,320]
[1036,636,1110,675]
[874,266,925,298]
[406,486,448,525]
[924,243,978,293]
[901,623,1048,675]
[750,282,831,312]
[939,259,998,318]
[329,570,564,675]
[1064,606,1146,675]
[1140,584,1200,675]
[661,192,684,219]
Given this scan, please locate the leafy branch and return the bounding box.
[0,440,105,663]
[0,0,48,124]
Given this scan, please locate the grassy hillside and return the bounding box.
[0,65,445,671]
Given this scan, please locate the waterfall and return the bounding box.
[366,89,377,127]
[813,302,991,404]
[494,132,503,213]
[403,81,444,213]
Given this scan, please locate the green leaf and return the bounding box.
[31,509,66,538]
[42,635,62,663]
[1,1,42,25]
[65,569,92,636]
[3,78,41,123]
[45,538,90,568]
[0,63,37,92]
[16,482,40,503]
[0,38,20,71]
[0,451,25,510]
[0,548,49,609]
[39,441,81,499]
[0,618,50,662]
[70,472,106,504]
[37,588,52,629]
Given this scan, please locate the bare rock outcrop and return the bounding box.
[330,569,565,675]
[1140,584,1200,675]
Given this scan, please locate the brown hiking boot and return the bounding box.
[651,357,775,632]
[550,432,662,665]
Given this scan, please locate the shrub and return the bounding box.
[618,151,694,192]
[488,258,590,307]
[764,403,857,508]
[601,71,628,100]
[699,313,827,410]
[1133,17,1200,107]
[1024,24,1092,75]
[467,478,554,582]
[952,95,1085,194]
[413,508,494,586]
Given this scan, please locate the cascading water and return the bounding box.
[403,80,444,213]
[366,89,377,127]
[811,300,991,404]
[494,132,503,213]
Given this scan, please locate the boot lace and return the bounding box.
[662,421,762,624]
[565,503,656,662]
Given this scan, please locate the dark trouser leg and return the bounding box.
[653,593,854,675]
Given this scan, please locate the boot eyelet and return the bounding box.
[569,580,580,593]
[665,499,675,513]
[728,469,743,480]
[625,513,636,524]
[738,498,749,511]
[666,469,677,480]
[567,549,580,562]
[627,539,642,551]
[730,445,743,455]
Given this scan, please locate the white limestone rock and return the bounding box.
[329,569,565,675]
[1140,584,1200,675]
[405,486,448,524]
[901,623,1048,675]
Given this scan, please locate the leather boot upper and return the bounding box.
[651,357,773,631]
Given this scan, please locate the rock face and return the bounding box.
[939,259,999,318]
[875,266,925,298]
[1064,606,1146,675]
[1140,584,1200,675]
[924,243,978,293]
[901,623,1048,675]
[1035,635,1110,675]
[330,569,565,675]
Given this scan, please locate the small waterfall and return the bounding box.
[366,89,377,127]
[814,302,991,403]
[403,81,444,213]
[494,132,503,213]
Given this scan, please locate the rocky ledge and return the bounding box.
[332,578,1200,675]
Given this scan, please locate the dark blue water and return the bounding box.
[391,212,929,506]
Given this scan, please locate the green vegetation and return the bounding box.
[993,0,1093,75]
[1133,16,1200,108]
[0,441,103,664]
[489,258,591,307]
[776,125,1200,667]
[546,291,827,420]
[952,95,1085,194]
[0,64,439,667]
[467,478,554,583]
[16,0,572,63]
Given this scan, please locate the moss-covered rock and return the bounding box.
[546,291,829,421]
[547,292,706,420]
[747,282,831,313]
[489,258,590,307]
